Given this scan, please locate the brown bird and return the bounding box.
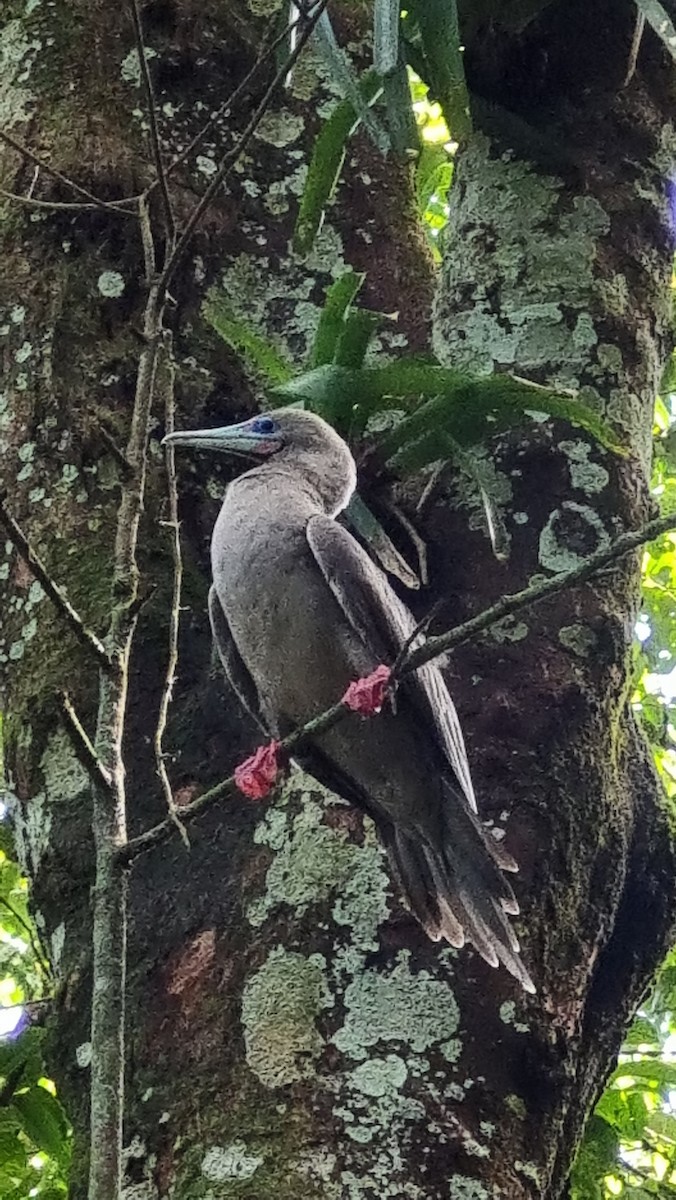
[165,408,535,992]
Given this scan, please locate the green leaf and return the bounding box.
[443,436,510,560]
[371,369,626,460]
[408,0,471,140]
[12,1085,70,1163]
[636,0,676,62]
[312,12,389,151]
[373,0,400,75]
[293,70,383,255]
[203,293,293,386]
[382,62,421,155]
[334,311,382,372]
[309,271,365,369]
[270,364,360,428]
[344,493,421,589]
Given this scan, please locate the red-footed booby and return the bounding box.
[165,409,535,992]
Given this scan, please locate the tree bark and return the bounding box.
[0,2,674,1198]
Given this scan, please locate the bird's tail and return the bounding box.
[385,790,535,994]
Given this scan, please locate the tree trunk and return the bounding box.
[1,2,674,1198]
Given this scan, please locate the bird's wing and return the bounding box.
[208,585,267,733]
[306,514,477,812]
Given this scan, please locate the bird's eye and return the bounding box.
[251,416,277,435]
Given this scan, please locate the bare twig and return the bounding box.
[162,13,307,182]
[623,9,646,87]
[157,0,328,302]
[0,129,138,215]
[391,598,445,680]
[88,189,166,1200]
[383,500,429,586]
[0,187,138,215]
[0,496,114,672]
[97,424,134,478]
[154,335,189,848]
[60,693,113,791]
[120,510,676,862]
[127,0,175,249]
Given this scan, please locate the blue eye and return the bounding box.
[251,416,276,435]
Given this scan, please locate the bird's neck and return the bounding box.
[236,460,352,518]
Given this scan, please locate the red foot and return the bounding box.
[234,740,282,800]
[341,665,392,715]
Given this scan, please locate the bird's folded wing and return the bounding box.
[306,514,477,812]
[208,585,267,732]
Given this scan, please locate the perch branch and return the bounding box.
[120,510,676,862]
[0,496,114,672]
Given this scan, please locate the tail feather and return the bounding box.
[383,789,535,994]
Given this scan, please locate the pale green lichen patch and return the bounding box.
[559,623,597,657]
[241,946,331,1088]
[202,1142,264,1182]
[120,46,157,86]
[97,271,125,298]
[515,1160,541,1184]
[538,501,610,572]
[448,1177,490,1199]
[435,135,610,388]
[489,617,529,644]
[335,1054,425,1146]
[499,1000,529,1034]
[332,950,460,1060]
[254,111,305,148]
[559,439,609,495]
[0,19,39,129]
[247,779,390,951]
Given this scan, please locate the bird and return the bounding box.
[164,408,535,993]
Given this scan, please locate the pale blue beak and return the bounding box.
[162,421,281,457]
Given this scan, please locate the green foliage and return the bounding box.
[0,833,70,1197]
[403,0,472,140]
[293,70,383,256]
[293,8,460,255]
[202,293,293,386]
[573,386,676,1198]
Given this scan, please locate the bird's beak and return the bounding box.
[162,422,281,458]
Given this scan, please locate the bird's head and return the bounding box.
[163,408,357,516]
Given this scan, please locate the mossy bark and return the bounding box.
[0,2,675,1198]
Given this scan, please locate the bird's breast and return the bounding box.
[212,499,369,725]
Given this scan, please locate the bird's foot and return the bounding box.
[234,740,284,800]
[341,665,393,716]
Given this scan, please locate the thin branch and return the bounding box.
[0,129,138,215]
[0,896,52,979]
[153,334,189,848]
[87,166,166,1200]
[157,0,328,301]
[0,187,138,215]
[162,13,307,182]
[0,495,115,672]
[60,693,113,791]
[97,424,134,479]
[127,0,176,249]
[404,510,676,672]
[383,499,429,586]
[120,510,676,863]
